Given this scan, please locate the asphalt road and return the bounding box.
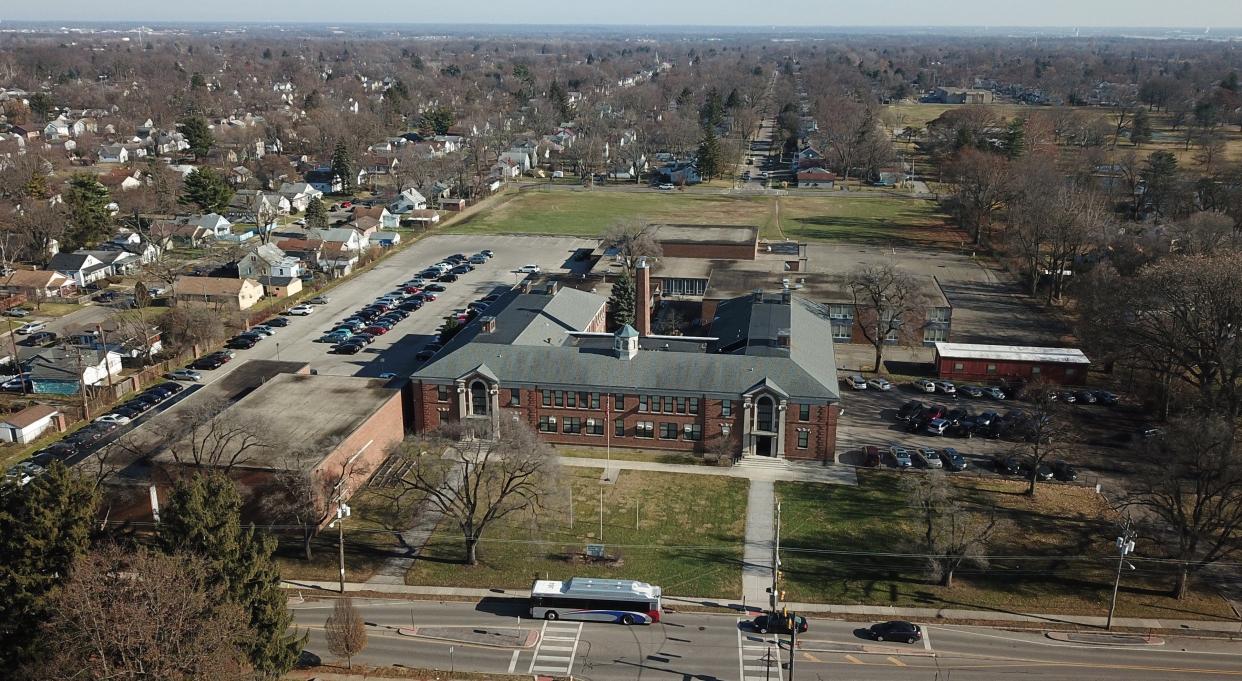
[291,598,1242,680]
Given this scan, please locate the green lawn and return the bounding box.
[776,473,1235,619]
[554,446,708,466]
[405,468,746,597]
[776,195,956,247]
[445,190,772,237]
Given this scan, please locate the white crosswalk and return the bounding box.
[737,619,783,681]
[528,620,583,676]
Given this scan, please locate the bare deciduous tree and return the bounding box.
[324,597,368,670]
[162,397,270,471]
[846,264,927,373]
[396,419,558,565]
[34,545,252,681]
[1123,417,1242,599]
[945,148,1014,246]
[1008,380,1074,496]
[600,219,663,271]
[902,472,1003,587]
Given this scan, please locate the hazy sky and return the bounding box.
[1,0,1239,27]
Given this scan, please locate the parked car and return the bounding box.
[897,401,925,421]
[364,325,390,336]
[437,273,459,283]
[913,447,943,468]
[751,613,808,635]
[862,445,882,468]
[165,369,203,382]
[15,321,46,335]
[925,418,950,436]
[948,417,977,438]
[425,284,447,293]
[249,325,276,337]
[5,461,45,486]
[657,183,675,191]
[976,411,998,427]
[191,352,232,370]
[845,375,868,390]
[1073,390,1097,404]
[308,296,330,305]
[264,317,290,327]
[226,336,258,350]
[934,380,957,396]
[869,621,922,644]
[984,386,1007,400]
[415,348,437,361]
[20,331,57,346]
[4,307,31,317]
[480,249,495,258]
[516,264,541,273]
[867,378,892,391]
[1051,460,1078,481]
[993,455,1021,475]
[913,378,936,393]
[333,342,364,355]
[1022,462,1054,481]
[923,405,947,420]
[888,446,913,468]
[939,448,968,471]
[959,385,985,398]
[286,304,315,316]
[945,408,969,426]
[94,413,132,426]
[468,255,487,264]
[1092,390,1119,405]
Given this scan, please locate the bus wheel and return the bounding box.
[621,614,635,625]
[545,611,559,621]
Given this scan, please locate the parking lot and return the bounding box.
[833,378,1145,486]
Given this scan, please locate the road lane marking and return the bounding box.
[508,650,520,673]
[802,652,822,663]
[922,627,932,651]
[737,618,783,681]
[887,656,907,667]
[844,655,863,664]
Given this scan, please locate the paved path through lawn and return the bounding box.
[742,480,776,610]
[366,461,464,586]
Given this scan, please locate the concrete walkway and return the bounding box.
[558,455,858,485]
[742,480,775,608]
[282,579,1242,634]
[365,461,464,586]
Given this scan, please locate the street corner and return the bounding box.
[1045,631,1166,646]
[397,625,541,648]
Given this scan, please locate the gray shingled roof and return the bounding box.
[415,292,839,403]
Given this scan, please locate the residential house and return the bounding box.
[0,404,65,444]
[352,204,398,229]
[237,243,300,279]
[205,147,239,166]
[25,348,123,394]
[439,197,467,211]
[305,167,342,194]
[230,166,255,187]
[9,125,40,141]
[173,276,265,311]
[403,209,441,228]
[794,146,824,169]
[350,216,380,239]
[362,154,399,176]
[389,188,428,214]
[653,163,701,185]
[42,118,71,140]
[149,221,210,248]
[432,135,464,152]
[82,250,141,277]
[257,275,303,299]
[0,270,75,300]
[48,252,111,287]
[497,150,533,174]
[101,231,162,264]
[66,320,163,363]
[277,182,323,212]
[795,167,837,188]
[189,213,233,238]
[372,231,402,247]
[275,238,325,270]
[321,242,361,275]
[313,228,367,251]
[98,144,129,164]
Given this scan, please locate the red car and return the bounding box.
[364,325,389,336]
[403,286,422,294]
[341,201,353,209]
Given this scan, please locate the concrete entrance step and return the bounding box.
[736,457,791,470]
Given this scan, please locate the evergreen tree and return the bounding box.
[303,89,322,110]
[696,128,723,182]
[331,141,354,194]
[181,167,234,213]
[699,87,725,130]
[725,88,741,109]
[609,269,636,329]
[262,47,273,59]
[190,72,207,89]
[159,474,304,678]
[28,92,54,121]
[64,174,112,249]
[1130,109,1153,147]
[179,115,214,159]
[421,106,455,135]
[22,170,49,200]
[0,461,98,668]
[304,196,329,231]
[1144,150,1181,217]
[1001,118,1026,159]
[1222,71,1239,93]
[548,80,571,120]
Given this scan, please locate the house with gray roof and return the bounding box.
[411,280,840,462]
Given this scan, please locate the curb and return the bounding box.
[397,626,540,649]
[1045,631,1165,646]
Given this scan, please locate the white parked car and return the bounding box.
[657,183,675,190]
[15,322,46,335]
[934,380,957,395]
[165,369,203,382]
[95,413,132,426]
[286,304,315,316]
[516,264,541,273]
[5,461,44,486]
[914,378,936,393]
[250,325,277,336]
[845,375,868,390]
[914,447,943,468]
[867,378,893,391]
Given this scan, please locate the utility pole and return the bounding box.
[335,502,351,593]
[788,614,797,681]
[1107,521,1136,630]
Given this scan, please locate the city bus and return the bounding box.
[529,577,662,625]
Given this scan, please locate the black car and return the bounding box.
[425,283,447,292]
[1093,390,1119,405]
[1073,390,1097,404]
[157,382,185,394]
[451,264,474,274]
[437,273,459,283]
[905,417,929,433]
[751,613,808,635]
[869,621,922,643]
[264,317,290,327]
[446,253,468,263]
[333,342,364,355]
[35,442,78,459]
[1020,462,1054,481]
[399,300,424,311]
[958,385,985,398]
[897,400,925,421]
[948,418,976,438]
[226,336,258,350]
[190,354,228,370]
[993,455,1020,475]
[112,406,141,420]
[1051,460,1078,481]
[945,408,969,426]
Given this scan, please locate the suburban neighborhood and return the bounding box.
[1,11,1242,681]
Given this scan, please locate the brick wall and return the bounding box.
[660,242,756,260]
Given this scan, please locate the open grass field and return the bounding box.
[405,467,747,597]
[776,472,1236,619]
[445,189,772,237]
[775,195,958,247]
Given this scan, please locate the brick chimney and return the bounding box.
[635,258,653,336]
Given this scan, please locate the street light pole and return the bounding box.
[770,501,781,613]
[1107,523,1136,630]
[335,502,351,594]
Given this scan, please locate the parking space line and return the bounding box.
[508,650,520,673]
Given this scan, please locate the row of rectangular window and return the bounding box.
[537,416,701,441]
[441,387,816,423]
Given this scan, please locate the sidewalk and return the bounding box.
[282,579,1242,634]
[559,455,858,485]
